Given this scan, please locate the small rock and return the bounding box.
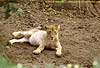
[6,46,10,49]
[67,64,72,68]
[59,65,67,68]
[51,20,54,22]
[74,64,79,68]
[73,22,76,23]
[93,61,98,65]
[17,63,23,68]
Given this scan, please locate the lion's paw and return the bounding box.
[33,49,41,54]
[12,32,20,37]
[56,51,62,56]
[9,39,16,45]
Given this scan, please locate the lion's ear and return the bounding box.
[54,24,60,30]
[38,25,48,30]
[42,25,49,30]
[58,24,60,29]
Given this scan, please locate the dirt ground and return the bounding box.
[1,1,100,68]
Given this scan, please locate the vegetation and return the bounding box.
[0,56,27,68]
[55,0,65,3]
[0,0,100,68]
[0,55,100,68]
[0,0,24,19]
[0,0,99,19]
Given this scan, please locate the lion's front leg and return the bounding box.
[55,41,62,56]
[33,43,45,54]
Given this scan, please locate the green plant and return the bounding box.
[0,56,27,68]
[4,3,18,19]
[45,64,54,68]
[93,60,100,68]
[55,0,65,3]
[32,65,40,68]
[0,56,14,68]
[0,0,23,19]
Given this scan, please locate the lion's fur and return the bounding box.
[9,24,62,56]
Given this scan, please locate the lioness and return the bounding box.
[9,24,62,56]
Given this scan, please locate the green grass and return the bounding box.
[55,0,65,3]
[0,56,27,68]
[0,56,100,68]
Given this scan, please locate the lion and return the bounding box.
[9,24,62,56]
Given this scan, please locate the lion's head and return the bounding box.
[42,24,60,41]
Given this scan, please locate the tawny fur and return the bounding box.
[9,25,62,56]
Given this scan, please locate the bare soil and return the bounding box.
[0,1,100,68]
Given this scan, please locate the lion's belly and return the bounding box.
[29,30,47,45]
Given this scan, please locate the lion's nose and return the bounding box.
[51,37,54,40]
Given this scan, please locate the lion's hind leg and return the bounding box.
[12,31,23,38]
[12,30,33,38]
[9,38,29,45]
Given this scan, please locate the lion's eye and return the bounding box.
[48,31,52,34]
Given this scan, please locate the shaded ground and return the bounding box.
[0,1,100,68]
